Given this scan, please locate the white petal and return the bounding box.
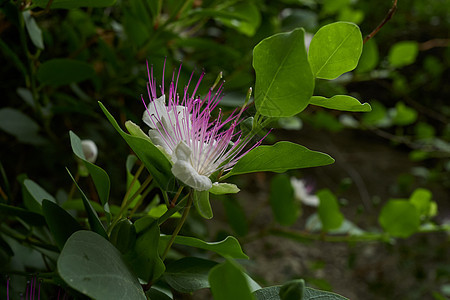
[172,160,212,191]
[148,129,173,156]
[142,95,166,129]
[173,141,192,162]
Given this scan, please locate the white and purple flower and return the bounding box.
[141,62,262,191]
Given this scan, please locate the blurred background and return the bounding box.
[1,0,449,299]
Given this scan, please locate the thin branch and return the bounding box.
[363,0,398,44]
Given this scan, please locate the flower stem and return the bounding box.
[121,163,145,208]
[161,191,193,260]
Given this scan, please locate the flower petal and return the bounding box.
[142,95,166,129]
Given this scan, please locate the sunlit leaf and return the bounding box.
[379,200,420,238]
[58,231,146,300]
[388,41,419,68]
[228,142,334,177]
[253,28,314,117]
[308,22,362,79]
[310,95,371,112]
[356,39,379,73]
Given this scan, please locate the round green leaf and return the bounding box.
[379,200,420,238]
[253,28,314,117]
[388,41,419,68]
[37,59,95,86]
[58,231,146,300]
[308,22,363,79]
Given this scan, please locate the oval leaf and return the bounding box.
[308,22,363,79]
[253,28,314,117]
[317,189,344,231]
[310,95,371,112]
[58,231,146,300]
[37,59,95,86]
[42,200,83,250]
[159,235,248,259]
[228,141,334,177]
[22,11,44,49]
[194,190,213,219]
[209,259,254,300]
[388,41,419,68]
[269,174,299,226]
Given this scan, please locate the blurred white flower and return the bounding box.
[290,177,319,207]
[81,140,98,163]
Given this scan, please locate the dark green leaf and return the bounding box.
[70,131,110,211]
[146,288,172,300]
[32,0,116,9]
[22,11,44,49]
[379,200,420,238]
[253,28,314,117]
[193,190,213,219]
[0,203,45,226]
[388,41,419,68]
[159,235,248,259]
[0,108,46,145]
[99,102,174,190]
[109,219,136,254]
[58,231,146,300]
[279,279,305,300]
[269,174,299,226]
[66,168,108,239]
[222,197,249,236]
[317,189,344,231]
[0,235,14,256]
[228,142,334,177]
[254,286,349,300]
[37,59,95,86]
[391,102,418,126]
[209,259,254,300]
[164,257,218,293]
[23,179,56,214]
[124,217,165,282]
[308,22,362,79]
[310,95,371,112]
[42,200,83,250]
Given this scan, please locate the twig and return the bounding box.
[363,0,398,44]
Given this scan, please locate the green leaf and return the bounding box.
[254,286,349,300]
[125,154,142,208]
[310,95,371,112]
[159,235,248,259]
[253,28,314,117]
[23,179,56,214]
[228,142,334,177]
[209,259,255,300]
[0,108,46,145]
[164,257,218,293]
[146,288,172,300]
[124,217,165,282]
[391,102,418,126]
[269,174,299,226]
[22,11,44,49]
[42,200,83,250]
[193,190,213,219]
[317,189,344,231]
[388,41,419,68]
[308,22,363,79]
[279,279,305,300]
[209,183,240,195]
[66,168,108,239]
[148,204,181,219]
[215,3,261,36]
[37,59,95,86]
[99,102,174,190]
[409,188,432,217]
[32,0,116,9]
[222,198,249,236]
[356,39,379,73]
[70,131,110,211]
[58,231,146,300]
[379,200,420,238]
[0,203,45,226]
[109,219,136,254]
